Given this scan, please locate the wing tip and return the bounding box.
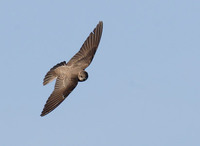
[98,21,103,29]
[40,108,52,117]
[99,21,103,25]
[40,108,49,117]
[40,112,46,117]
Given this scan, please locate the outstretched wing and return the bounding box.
[41,76,78,117]
[67,21,103,69]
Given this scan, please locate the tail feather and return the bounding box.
[43,61,67,85]
[43,70,57,85]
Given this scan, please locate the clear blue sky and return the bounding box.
[0,0,199,146]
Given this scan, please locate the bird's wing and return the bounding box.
[41,75,78,116]
[43,61,67,85]
[66,21,103,69]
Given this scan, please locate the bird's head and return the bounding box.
[78,70,88,82]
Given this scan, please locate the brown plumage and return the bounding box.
[41,21,103,116]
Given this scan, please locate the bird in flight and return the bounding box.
[40,21,103,116]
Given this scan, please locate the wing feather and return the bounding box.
[66,21,103,69]
[41,77,78,117]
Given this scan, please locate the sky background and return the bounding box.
[0,0,200,146]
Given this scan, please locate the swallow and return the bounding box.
[40,21,103,116]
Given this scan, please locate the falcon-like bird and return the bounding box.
[41,21,103,116]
